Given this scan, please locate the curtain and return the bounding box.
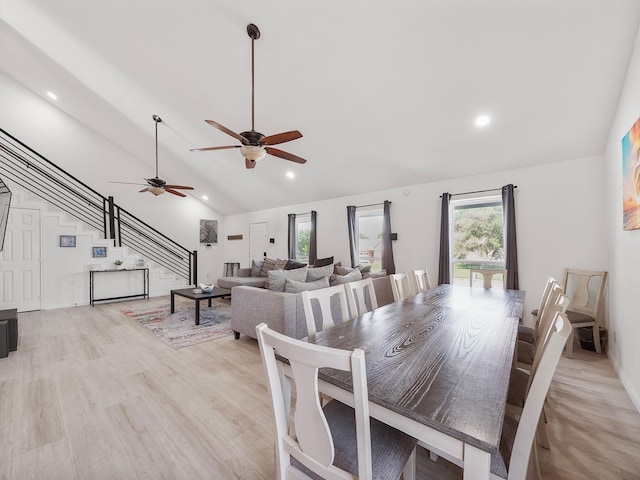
[437,193,452,285]
[381,200,396,274]
[287,213,296,259]
[347,206,357,267]
[309,210,318,265]
[502,184,519,290]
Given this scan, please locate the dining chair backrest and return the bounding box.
[506,311,571,479]
[532,276,557,323]
[469,269,507,289]
[390,272,415,301]
[411,269,432,293]
[345,277,378,318]
[301,284,352,336]
[255,322,375,479]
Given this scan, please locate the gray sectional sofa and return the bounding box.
[230,274,394,340]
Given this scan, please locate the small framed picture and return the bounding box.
[59,235,76,247]
[92,246,107,258]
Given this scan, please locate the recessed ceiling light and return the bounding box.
[201,195,208,201]
[475,114,491,127]
[286,171,295,179]
[46,91,58,100]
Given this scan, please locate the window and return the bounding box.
[355,207,383,271]
[295,215,311,262]
[451,195,505,286]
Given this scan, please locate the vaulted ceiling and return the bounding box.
[1,0,640,215]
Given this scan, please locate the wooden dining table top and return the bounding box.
[307,284,525,455]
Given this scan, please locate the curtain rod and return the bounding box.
[289,210,316,216]
[351,201,391,209]
[440,186,517,198]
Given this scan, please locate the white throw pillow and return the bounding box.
[330,269,362,286]
[306,263,334,282]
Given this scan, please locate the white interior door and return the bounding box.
[0,208,41,312]
[249,222,268,262]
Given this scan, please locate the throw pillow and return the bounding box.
[335,265,354,276]
[285,259,307,270]
[275,258,288,270]
[260,257,278,277]
[313,256,334,267]
[267,266,309,292]
[357,264,372,274]
[284,276,330,293]
[251,259,263,277]
[330,269,362,286]
[306,263,334,282]
[365,269,387,279]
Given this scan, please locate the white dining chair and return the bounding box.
[389,272,415,301]
[519,276,557,346]
[301,284,352,336]
[345,277,378,318]
[255,323,417,480]
[410,269,432,293]
[469,268,507,289]
[562,268,608,357]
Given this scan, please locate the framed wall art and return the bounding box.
[59,235,76,247]
[622,116,640,230]
[92,246,107,258]
[200,219,218,244]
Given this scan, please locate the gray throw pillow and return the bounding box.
[306,263,334,282]
[251,259,263,277]
[284,276,330,293]
[335,265,354,276]
[330,269,362,286]
[260,257,278,277]
[268,266,309,292]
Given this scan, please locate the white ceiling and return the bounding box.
[1,0,639,215]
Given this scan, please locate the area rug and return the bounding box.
[121,298,233,349]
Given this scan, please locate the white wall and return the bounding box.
[604,25,640,411]
[224,154,606,324]
[0,71,227,287]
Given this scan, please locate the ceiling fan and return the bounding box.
[191,23,307,169]
[112,115,194,197]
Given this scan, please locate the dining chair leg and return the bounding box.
[593,327,602,354]
[565,329,575,358]
[402,448,416,480]
[536,415,551,450]
[528,443,542,480]
[429,451,439,462]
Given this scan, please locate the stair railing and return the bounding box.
[0,128,197,284]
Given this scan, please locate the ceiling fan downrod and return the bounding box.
[153,114,162,178]
[247,24,260,132]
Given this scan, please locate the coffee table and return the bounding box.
[170,287,232,326]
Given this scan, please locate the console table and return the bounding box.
[89,268,149,305]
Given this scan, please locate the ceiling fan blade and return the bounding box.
[139,187,150,193]
[111,181,147,186]
[164,185,194,190]
[261,130,303,146]
[205,120,248,143]
[165,188,187,197]
[190,145,241,152]
[245,158,257,169]
[265,147,307,164]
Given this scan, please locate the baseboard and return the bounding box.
[609,353,640,415]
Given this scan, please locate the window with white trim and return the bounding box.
[295,214,311,262]
[355,207,383,272]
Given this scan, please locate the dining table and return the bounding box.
[306,283,525,480]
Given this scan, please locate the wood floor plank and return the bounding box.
[0,297,639,479]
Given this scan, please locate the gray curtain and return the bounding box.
[287,213,296,259]
[437,193,451,285]
[381,200,396,274]
[502,184,519,290]
[347,206,357,267]
[309,210,318,265]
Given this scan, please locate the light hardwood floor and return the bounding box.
[1,297,639,479]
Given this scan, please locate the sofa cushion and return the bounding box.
[313,256,334,267]
[284,276,330,293]
[285,259,307,270]
[268,266,309,292]
[330,269,362,286]
[307,263,334,282]
[275,258,289,270]
[218,276,267,289]
[251,259,263,277]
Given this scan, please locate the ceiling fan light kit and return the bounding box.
[191,23,307,169]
